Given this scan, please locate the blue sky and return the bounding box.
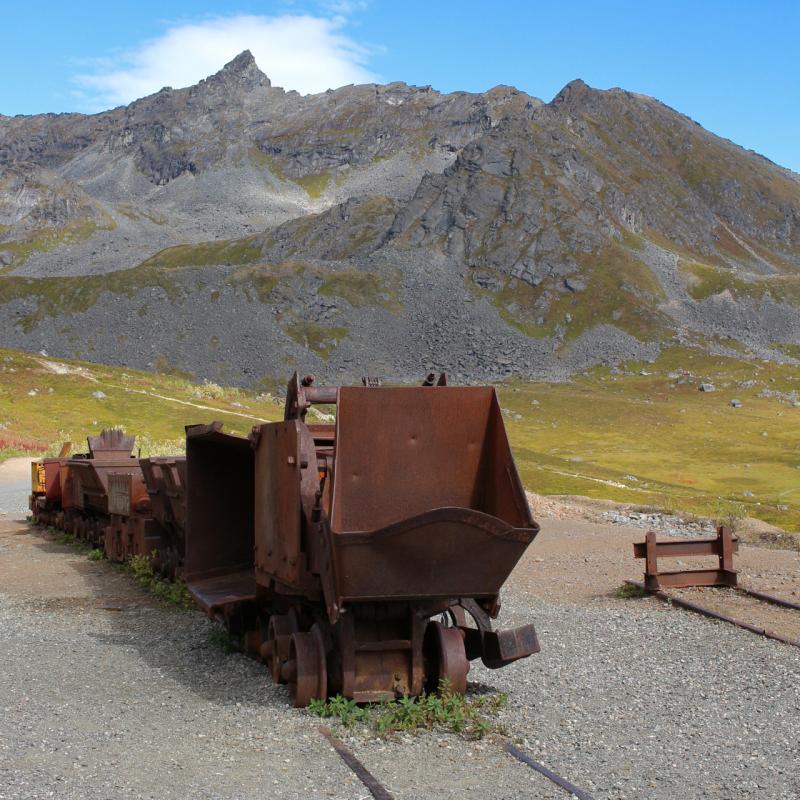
[2,0,798,172]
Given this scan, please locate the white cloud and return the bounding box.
[75,14,380,110]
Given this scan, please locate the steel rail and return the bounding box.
[625,580,800,648]
[319,726,394,800]
[737,587,800,612]
[505,741,596,800]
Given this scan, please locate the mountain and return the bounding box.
[1,51,799,386]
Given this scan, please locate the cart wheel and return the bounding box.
[284,627,327,707]
[262,614,297,683]
[424,620,469,695]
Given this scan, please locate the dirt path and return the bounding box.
[0,456,32,516]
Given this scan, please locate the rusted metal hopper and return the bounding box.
[138,456,187,576]
[184,423,256,610]
[63,430,142,545]
[29,442,72,525]
[184,373,540,706]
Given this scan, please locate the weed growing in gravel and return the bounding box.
[308,682,508,740]
[54,530,91,552]
[715,499,746,533]
[128,554,195,609]
[614,582,649,599]
[309,695,368,727]
[87,548,104,561]
[208,626,244,653]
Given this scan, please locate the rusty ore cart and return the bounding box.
[184,373,541,705]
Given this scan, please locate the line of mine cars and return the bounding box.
[29,372,542,706]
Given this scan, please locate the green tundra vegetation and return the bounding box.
[0,345,798,535]
[0,347,282,460]
[499,347,800,531]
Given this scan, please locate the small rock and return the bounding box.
[730,399,742,408]
[699,383,715,392]
[92,391,107,400]
[564,277,586,293]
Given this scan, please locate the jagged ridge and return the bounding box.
[1,53,799,385]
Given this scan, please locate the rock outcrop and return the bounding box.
[1,52,799,385]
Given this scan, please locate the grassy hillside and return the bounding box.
[0,347,283,459]
[1,346,798,534]
[500,347,800,532]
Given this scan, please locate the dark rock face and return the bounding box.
[1,52,799,385]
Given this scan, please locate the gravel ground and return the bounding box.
[2,514,799,800]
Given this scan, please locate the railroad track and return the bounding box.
[320,725,597,800]
[625,580,800,648]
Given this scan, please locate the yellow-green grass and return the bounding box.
[1,217,116,268]
[680,259,800,305]
[2,344,799,536]
[319,269,401,310]
[228,261,401,312]
[283,321,348,360]
[295,172,331,199]
[0,347,282,459]
[138,237,262,269]
[500,347,800,533]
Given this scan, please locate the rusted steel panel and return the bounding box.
[184,423,254,586]
[253,421,305,590]
[87,429,136,461]
[68,459,142,514]
[334,509,533,601]
[329,387,537,605]
[107,473,149,517]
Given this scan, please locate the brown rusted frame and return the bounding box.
[452,597,541,668]
[633,527,738,590]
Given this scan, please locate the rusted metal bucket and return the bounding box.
[184,423,255,613]
[329,386,537,604]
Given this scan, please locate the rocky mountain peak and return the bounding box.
[205,50,271,90]
[550,78,592,107]
[2,61,800,387]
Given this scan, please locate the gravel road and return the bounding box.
[1,508,799,800]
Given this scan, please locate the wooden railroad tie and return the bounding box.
[633,526,738,591]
